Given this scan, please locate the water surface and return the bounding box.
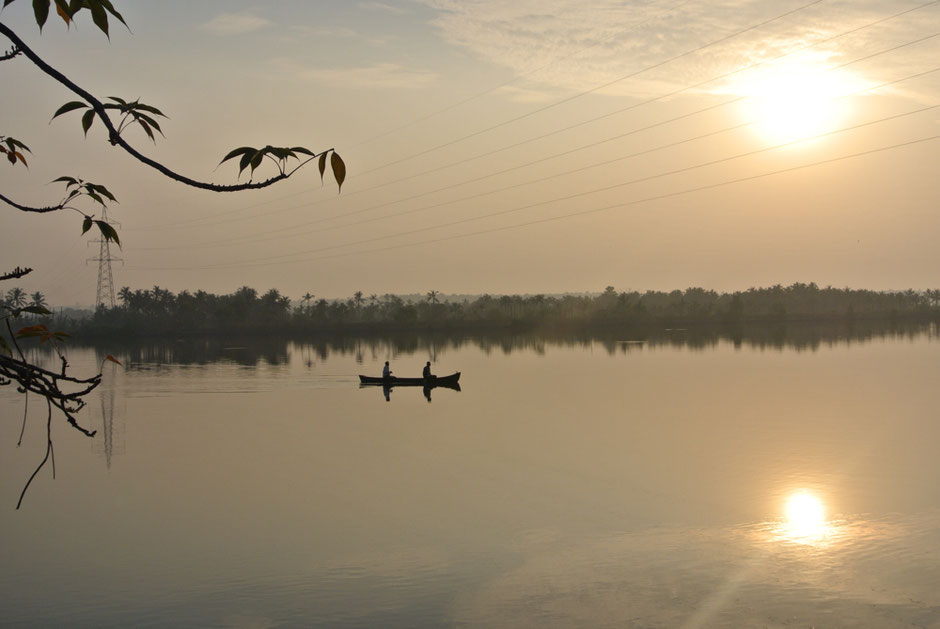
[2,326,938,627]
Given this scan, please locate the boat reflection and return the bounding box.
[359,380,461,402]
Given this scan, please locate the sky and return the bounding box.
[2,0,939,307]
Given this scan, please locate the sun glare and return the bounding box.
[735,57,862,145]
[784,492,826,537]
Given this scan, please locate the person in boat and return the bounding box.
[382,361,392,379]
[422,361,433,380]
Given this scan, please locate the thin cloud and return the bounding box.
[358,1,410,14]
[271,59,438,89]
[202,12,272,35]
[418,0,940,97]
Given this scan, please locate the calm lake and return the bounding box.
[2,325,939,628]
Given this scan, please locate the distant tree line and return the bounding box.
[52,282,940,337]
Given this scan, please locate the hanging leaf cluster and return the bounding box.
[4,0,127,36]
[0,135,30,167]
[52,98,167,142]
[80,215,120,247]
[220,146,346,191]
[49,176,121,246]
[53,176,117,208]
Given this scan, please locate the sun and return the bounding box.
[734,56,863,145]
[784,492,826,537]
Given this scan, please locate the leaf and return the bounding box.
[95,220,121,247]
[52,175,78,186]
[88,184,117,203]
[54,0,70,25]
[107,96,128,106]
[133,103,166,117]
[51,101,88,120]
[137,118,155,142]
[81,108,96,136]
[249,149,265,173]
[15,324,48,338]
[219,146,255,165]
[88,1,109,37]
[291,146,315,157]
[318,152,327,184]
[22,305,52,315]
[238,151,253,176]
[98,0,127,29]
[86,190,104,206]
[13,151,28,167]
[81,216,93,235]
[104,354,122,366]
[33,0,50,30]
[331,152,346,192]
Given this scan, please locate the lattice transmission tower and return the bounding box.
[87,207,122,309]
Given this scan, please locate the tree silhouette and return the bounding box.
[28,291,47,309]
[6,286,27,308]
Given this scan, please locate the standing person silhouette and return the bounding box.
[382,360,392,379]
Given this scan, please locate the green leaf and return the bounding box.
[137,118,155,142]
[95,220,121,247]
[291,146,315,157]
[98,0,127,28]
[88,184,117,203]
[82,216,93,235]
[318,152,327,183]
[107,96,128,106]
[249,150,265,173]
[51,101,88,120]
[238,151,253,176]
[88,1,109,37]
[81,108,96,136]
[33,0,50,30]
[133,103,166,117]
[331,152,346,192]
[52,175,78,186]
[219,146,255,165]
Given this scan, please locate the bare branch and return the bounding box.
[0,190,65,214]
[0,22,325,192]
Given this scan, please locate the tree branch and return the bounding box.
[0,22,328,192]
[0,190,64,214]
[0,44,20,61]
[0,266,33,281]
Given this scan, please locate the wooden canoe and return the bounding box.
[359,372,460,386]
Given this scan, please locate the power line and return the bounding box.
[131,32,940,254]
[129,0,832,234]
[354,0,827,178]
[129,115,940,271]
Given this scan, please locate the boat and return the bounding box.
[359,372,461,387]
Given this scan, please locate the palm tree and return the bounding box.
[118,286,132,309]
[301,292,314,314]
[353,290,364,310]
[426,289,440,305]
[28,291,47,309]
[6,286,27,308]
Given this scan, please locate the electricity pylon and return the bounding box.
[87,206,122,309]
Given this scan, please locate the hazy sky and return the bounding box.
[2,0,939,306]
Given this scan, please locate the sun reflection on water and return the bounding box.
[771,491,838,545]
